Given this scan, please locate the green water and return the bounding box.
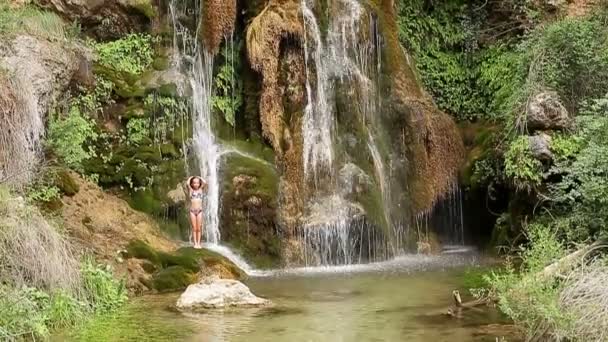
[65,256,517,342]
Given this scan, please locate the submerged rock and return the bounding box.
[526,91,570,131]
[176,277,270,310]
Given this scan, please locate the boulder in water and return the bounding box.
[176,277,270,311]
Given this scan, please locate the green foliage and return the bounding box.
[485,223,570,337]
[0,1,79,40]
[540,95,608,242]
[504,136,542,191]
[516,15,608,112]
[26,184,61,203]
[0,286,51,339]
[144,94,188,145]
[0,260,127,340]
[212,39,243,126]
[549,134,581,161]
[47,105,99,170]
[94,34,154,76]
[81,259,128,314]
[397,0,489,121]
[126,118,150,145]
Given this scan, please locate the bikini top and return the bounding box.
[191,191,203,200]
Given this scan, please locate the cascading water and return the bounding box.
[298,0,410,266]
[169,2,221,244]
[415,184,466,247]
[301,0,335,182]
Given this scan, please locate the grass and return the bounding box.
[0,187,128,340]
[0,1,78,40]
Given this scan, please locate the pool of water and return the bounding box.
[65,253,518,342]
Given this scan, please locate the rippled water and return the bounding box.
[67,253,518,342]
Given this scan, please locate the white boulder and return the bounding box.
[176,278,270,311]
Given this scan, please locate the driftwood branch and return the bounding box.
[445,240,605,318]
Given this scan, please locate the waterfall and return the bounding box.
[301,0,335,182]
[415,184,466,246]
[169,2,221,244]
[297,0,410,266]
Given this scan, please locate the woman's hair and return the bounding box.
[189,176,201,189]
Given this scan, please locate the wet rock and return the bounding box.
[176,277,270,310]
[167,182,187,205]
[0,35,79,121]
[526,91,570,131]
[38,0,155,40]
[528,133,553,162]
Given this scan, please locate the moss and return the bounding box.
[151,266,195,292]
[158,83,178,97]
[94,65,146,99]
[53,169,79,196]
[222,154,278,199]
[157,251,201,272]
[160,144,178,158]
[125,240,244,283]
[176,247,244,279]
[128,0,157,19]
[133,146,162,164]
[126,240,161,264]
[152,56,170,71]
[129,189,163,215]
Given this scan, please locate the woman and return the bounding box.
[187,176,207,249]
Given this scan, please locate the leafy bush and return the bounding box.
[47,105,99,170]
[516,15,608,113]
[126,118,150,145]
[485,223,569,338]
[212,39,243,126]
[397,0,486,121]
[504,136,542,191]
[81,259,128,314]
[94,34,154,75]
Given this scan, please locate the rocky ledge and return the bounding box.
[176,277,270,311]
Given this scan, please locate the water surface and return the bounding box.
[69,253,517,342]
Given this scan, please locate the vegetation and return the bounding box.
[0,1,79,40]
[397,0,608,339]
[94,33,154,76]
[0,187,127,340]
[212,39,244,126]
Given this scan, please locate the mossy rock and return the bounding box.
[152,56,170,71]
[127,0,157,19]
[151,266,195,292]
[125,241,244,282]
[126,240,161,264]
[176,247,245,279]
[157,251,201,272]
[129,190,163,215]
[158,83,178,97]
[160,144,179,158]
[53,170,79,196]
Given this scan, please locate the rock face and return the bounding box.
[0,35,81,185]
[528,133,553,162]
[176,278,270,310]
[37,0,155,40]
[526,91,571,131]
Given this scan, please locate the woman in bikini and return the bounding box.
[187,176,207,249]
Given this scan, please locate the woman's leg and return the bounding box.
[195,212,203,247]
[189,211,197,246]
